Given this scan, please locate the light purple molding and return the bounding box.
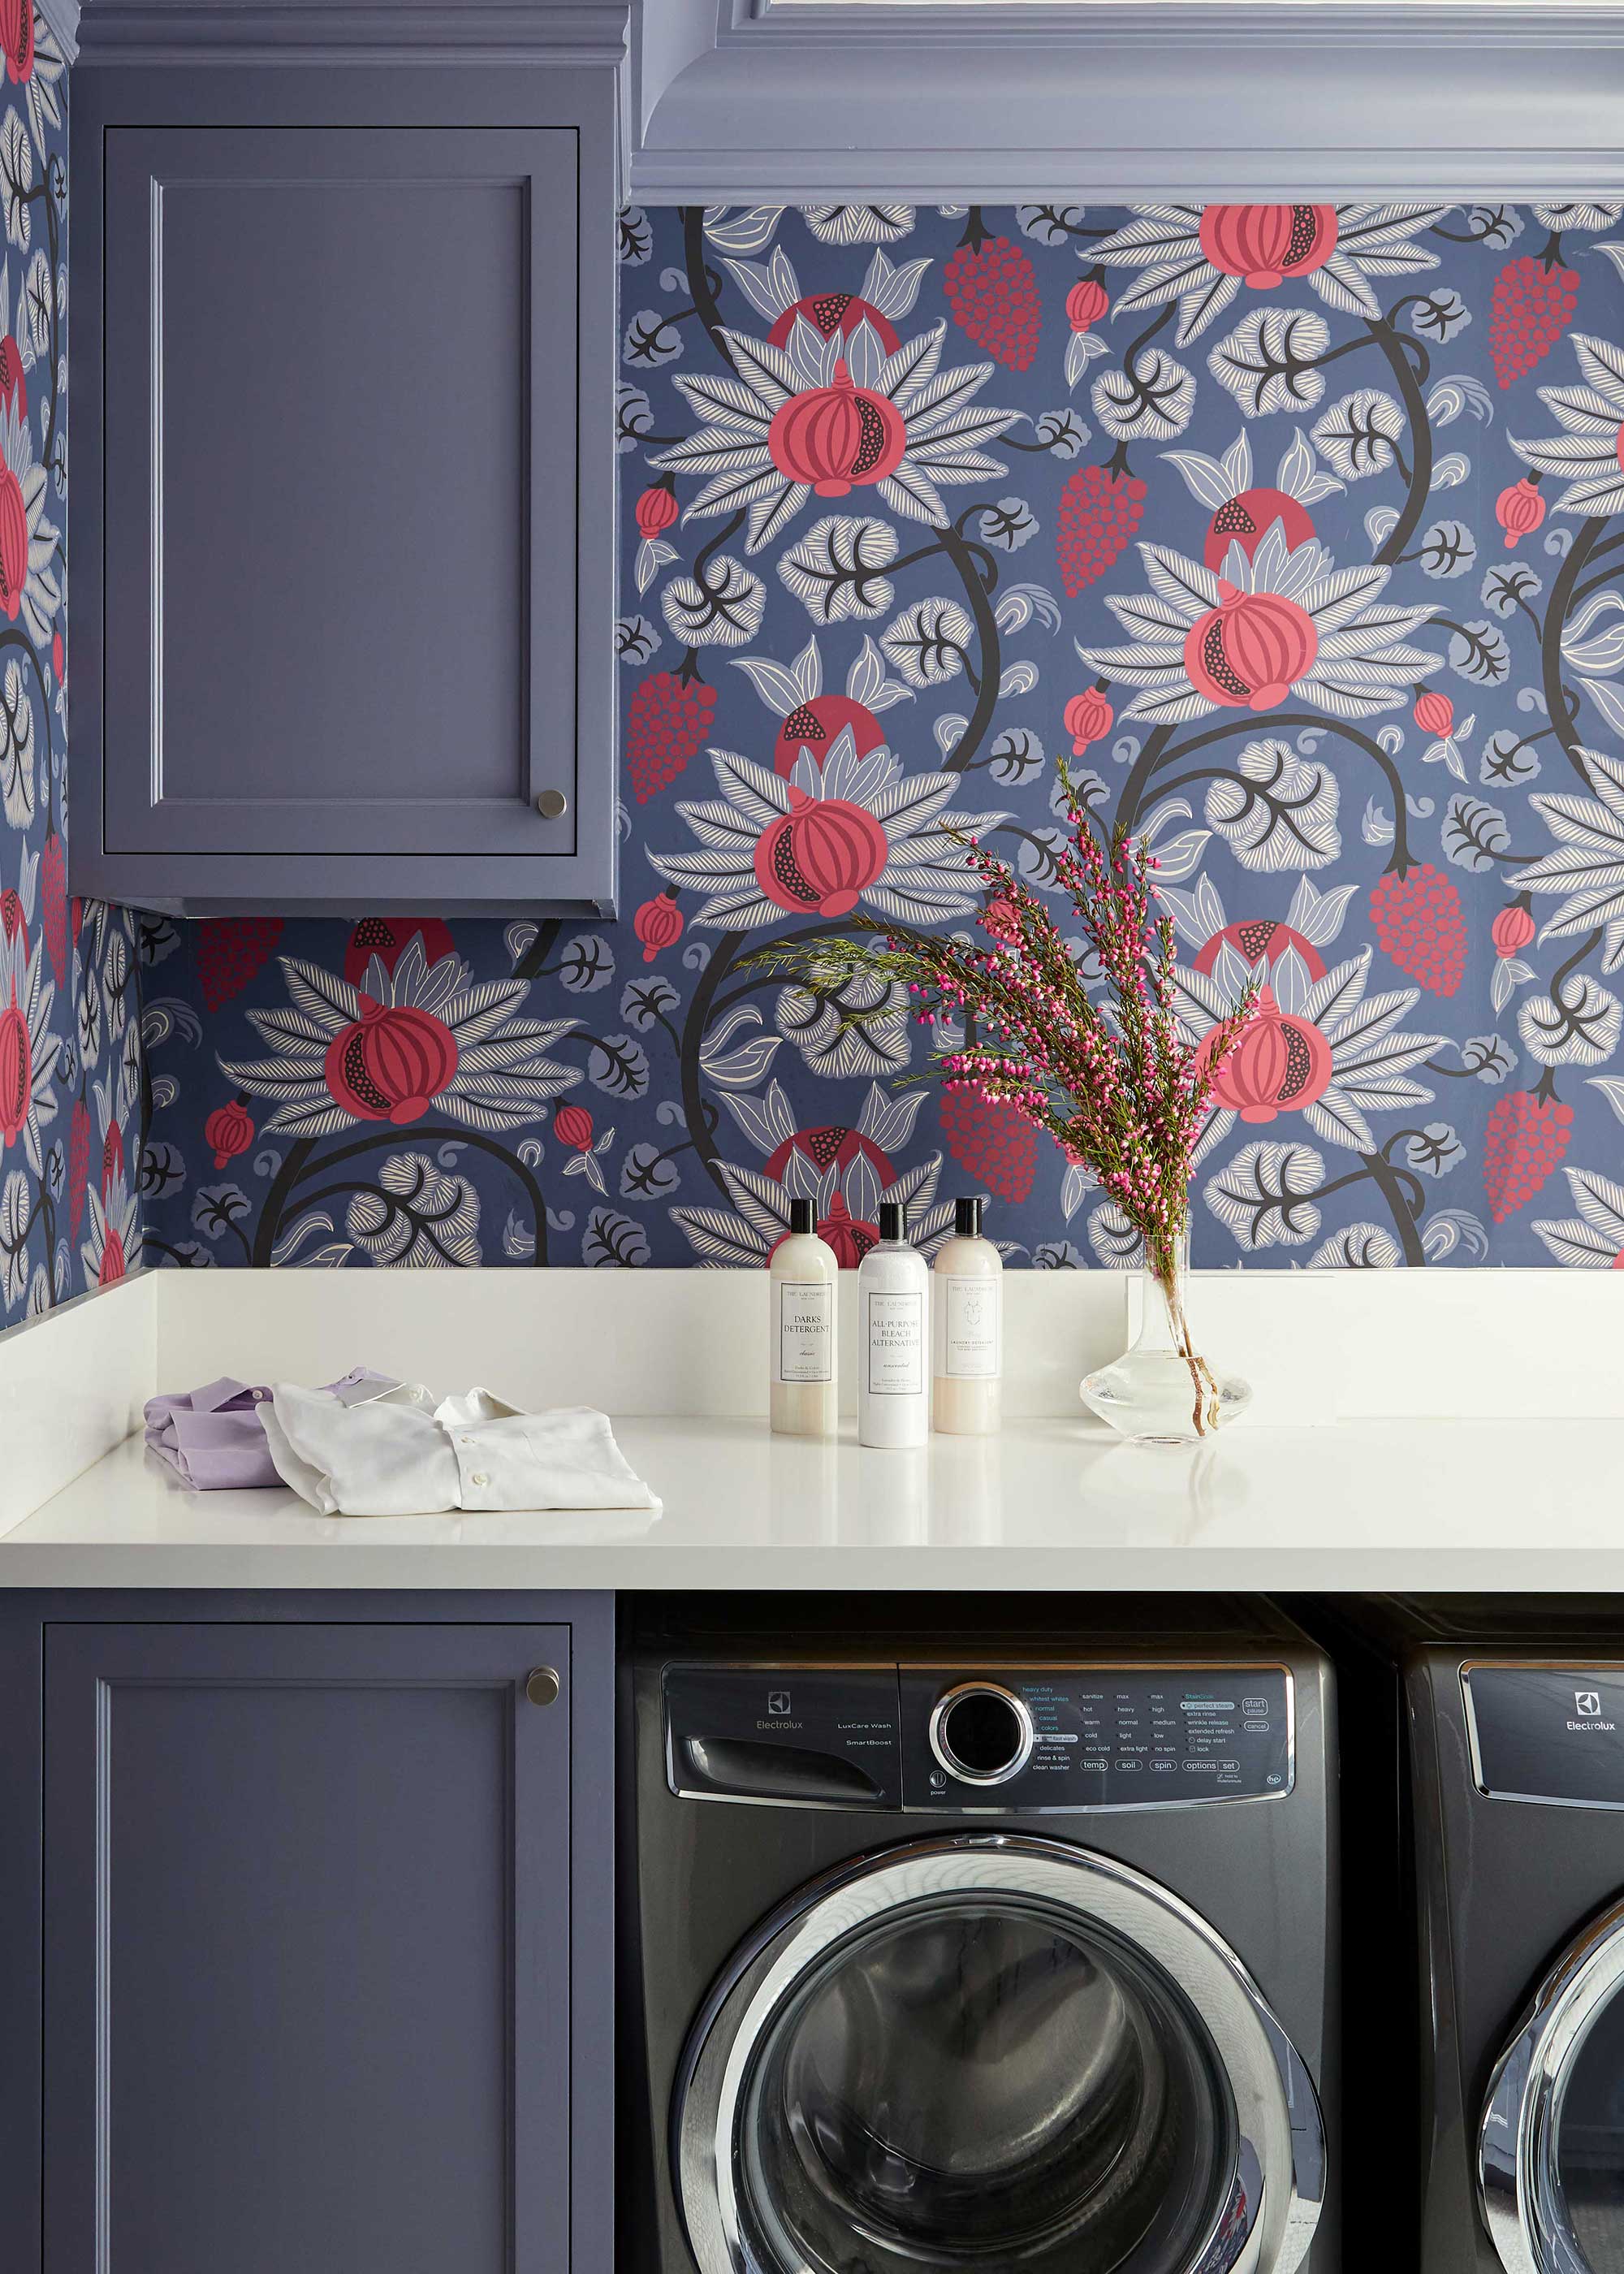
[74,0,629,65]
[630,0,1624,203]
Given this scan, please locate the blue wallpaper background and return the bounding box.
[134,199,1624,1274]
[0,10,144,1328]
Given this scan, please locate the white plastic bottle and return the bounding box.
[933,1195,1002,1436]
[857,1201,930,1448]
[770,1198,838,1437]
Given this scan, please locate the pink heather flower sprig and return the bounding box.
[742,757,1257,1286]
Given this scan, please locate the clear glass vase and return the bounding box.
[1080,1239,1252,1447]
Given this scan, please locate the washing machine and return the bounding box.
[621,1593,1337,2274]
[1394,1599,1624,2274]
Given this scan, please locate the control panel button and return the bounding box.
[929,1683,1035,1787]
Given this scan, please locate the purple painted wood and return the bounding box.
[30,1593,615,2273]
[70,64,620,915]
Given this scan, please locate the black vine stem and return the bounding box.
[1367,319,1433,567]
[680,206,735,374]
[1544,517,1610,785]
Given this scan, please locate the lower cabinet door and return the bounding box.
[44,1622,572,2272]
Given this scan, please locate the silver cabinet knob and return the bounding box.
[525,1667,562,1708]
[533,789,568,819]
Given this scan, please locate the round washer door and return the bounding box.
[1482,1894,1624,2274]
[674,1833,1325,2274]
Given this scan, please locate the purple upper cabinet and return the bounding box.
[70,46,621,916]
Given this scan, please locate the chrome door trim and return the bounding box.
[673,1831,1325,2274]
[926,1680,1036,1787]
[1480,1893,1624,2274]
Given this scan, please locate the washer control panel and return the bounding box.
[1465,1665,1624,1805]
[901,1666,1292,1808]
[664,1662,1292,1809]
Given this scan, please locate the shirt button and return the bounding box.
[471,1472,489,1487]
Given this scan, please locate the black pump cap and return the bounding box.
[879,1200,908,1243]
[787,1197,815,1236]
[955,1195,984,1238]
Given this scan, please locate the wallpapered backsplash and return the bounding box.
[133,198,1624,1275]
[0,13,144,1326]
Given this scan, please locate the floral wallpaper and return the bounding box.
[137,197,1624,1273]
[0,11,143,1327]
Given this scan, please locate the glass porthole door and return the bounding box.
[675,1835,1324,2274]
[1483,1894,1624,2274]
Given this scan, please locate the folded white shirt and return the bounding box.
[259,1381,660,1516]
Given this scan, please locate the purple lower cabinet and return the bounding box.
[2,1593,612,2274]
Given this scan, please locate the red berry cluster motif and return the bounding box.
[627,672,718,803]
[943,221,1043,370]
[939,1089,1039,1206]
[1057,466,1148,597]
[1367,869,1467,997]
[1488,250,1580,388]
[1484,1092,1574,1221]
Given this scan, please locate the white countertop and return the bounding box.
[2,1414,1620,1592]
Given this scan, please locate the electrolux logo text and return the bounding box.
[1568,1687,1617,1732]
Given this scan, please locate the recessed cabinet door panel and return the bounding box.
[43,1622,572,2272]
[102,125,577,862]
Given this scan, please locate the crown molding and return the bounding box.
[629,0,1624,203]
[37,0,80,63]
[74,1,629,65]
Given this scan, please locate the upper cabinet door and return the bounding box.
[72,77,617,914]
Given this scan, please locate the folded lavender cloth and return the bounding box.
[144,1369,401,1490]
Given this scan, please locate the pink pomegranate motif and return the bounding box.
[773,692,885,777]
[1496,475,1546,548]
[0,333,25,419]
[1414,690,1454,737]
[205,1096,256,1170]
[341,918,456,987]
[1065,278,1109,332]
[1185,584,1319,711]
[1492,900,1536,959]
[1195,986,1333,1123]
[97,1225,127,1286]
[0,0,32,84]
[0,883,24,953]
[553,1100,594,1152]
[0,459,28,620]
[767,292,901,355]
[0,984,27,1147]
[767,361,907,498]
[633,481,679,540]
[762,1125,894,1182]
[753,792,888,919]
[322,999,460,1125]
[1192,919,1326,982]
[1063,683,1113,754]
[1203,489,1315,571]
[1198,204,1339,289]
[806,1191,879,1270]
[633,886,684,963]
